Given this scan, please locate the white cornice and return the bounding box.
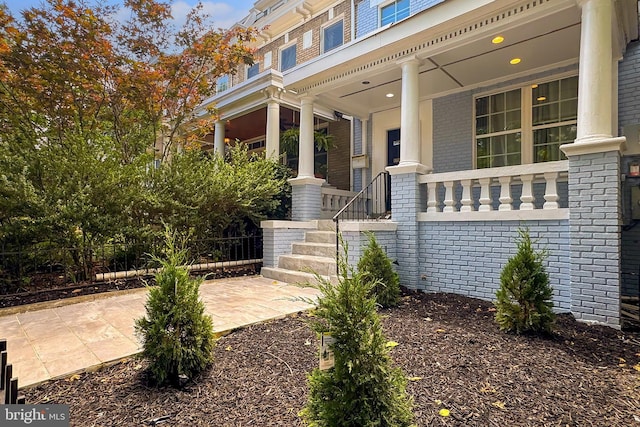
[286,0,576,94]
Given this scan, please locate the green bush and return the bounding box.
[135,229,215,386]
[357,233,400,308]
[495,228,555,334]
[300,243,414,426]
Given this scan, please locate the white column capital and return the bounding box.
[396,54,420,67]
[262,86,283,101]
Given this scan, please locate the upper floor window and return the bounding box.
[474,75,578,169]
[281,44,297,71]
[322,20,344,53]
[216,75,229,93]
[380,0,410,26]
[247,63,260,79]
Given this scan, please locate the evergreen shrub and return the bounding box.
[300,243,414,426]
[495,228,555,334]
[357,232,400,308]
[135,229,215,386]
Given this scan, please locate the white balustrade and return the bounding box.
[417,161,569,221]
[321,188,358,217]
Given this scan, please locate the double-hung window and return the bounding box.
[247,63,260,79]
[281,44,297,71]
[322,20,343,53]
[532,76,578,162]
[474,75,578,169]
[216,75,229,93]
[475,89,522,168]
[380,0,410,26]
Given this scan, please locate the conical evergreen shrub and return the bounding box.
[495,228,555,334]
[135,229,214,386]
[300,242,414,426]
[357,232,400,308]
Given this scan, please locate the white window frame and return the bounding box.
[321,17,344,54]
[472,72,578,169]
[379,0,410,27]
[216,75,230,93]
[280,41,297,72]
[247,62,260,79]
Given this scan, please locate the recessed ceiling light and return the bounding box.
[537,96,547,101]
[362,81,370,85]
[509,58,521,65]
[531,84,538,88]
[492,35,504,44]
[386,93,394,98]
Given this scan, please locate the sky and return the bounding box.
[1,0,256,30]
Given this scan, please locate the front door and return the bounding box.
[386,129,400,212]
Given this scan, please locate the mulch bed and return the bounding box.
[23,290,640,426]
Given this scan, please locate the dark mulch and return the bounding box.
[23,290,640,426]
[0,265,260,308]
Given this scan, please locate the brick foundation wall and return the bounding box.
[262,228,306,268]
[418,220,571,310]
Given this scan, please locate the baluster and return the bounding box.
[460,179,474,212]
[478,178,492,211]
[498,176,513,211]
[443,181,456,212]
[520,174,535,210]
[426,182,438,213]
[543,171,559,209]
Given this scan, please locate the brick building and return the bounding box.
[202,0,640,328]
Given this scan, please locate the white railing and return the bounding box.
[321,187,358,218]
[417,161,569,221]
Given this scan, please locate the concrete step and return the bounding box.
[261,267,338,286]
[316,220,336,232]
[305,231,337,244]
[292,242,336,258]
[278,254,336,277]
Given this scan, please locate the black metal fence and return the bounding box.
[0,233,263,294]
[1,339,25,405]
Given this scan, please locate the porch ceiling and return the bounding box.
[311,4,582,117]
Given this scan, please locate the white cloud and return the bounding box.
[172,1,247,30]
[113,1,251,32]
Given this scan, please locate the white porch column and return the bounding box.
[263,87,283,160]
[266,99,280,160]
[214,120,225,156]
[298,95,315,178]
[575,0,616,143]
[288,94,325,220]
[560,0,625,327]
[398,56,421,165]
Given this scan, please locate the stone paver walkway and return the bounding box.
[0,276,319,388]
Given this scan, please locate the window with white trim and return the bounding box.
[380,0,410,26]
[280,44,297,71]
[216,75,229,93]
[474,75,578,169]
[532,76,578,162]
[247,63,260,79]
[322,20,343,53]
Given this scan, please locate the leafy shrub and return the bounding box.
[135,229,215,386]
[300,243,414,426]
[357,232,400,308]
[495,228,555,334]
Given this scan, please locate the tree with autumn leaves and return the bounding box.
[0,1,285,284]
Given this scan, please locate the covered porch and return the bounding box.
[261,0,639,327]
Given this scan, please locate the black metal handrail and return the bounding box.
[332,171,390,271]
